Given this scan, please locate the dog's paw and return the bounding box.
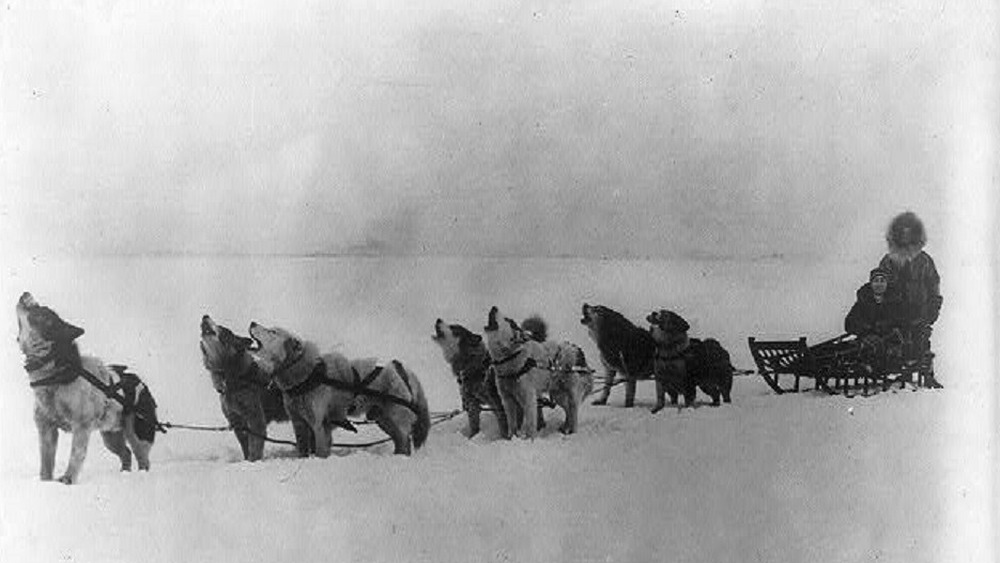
[650,404,665,414]
[591,397,608,406]
[57,474,75,485]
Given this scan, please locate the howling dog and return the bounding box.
[483,307,592,438]
[431,319,508,438]
[580,303,657,408]
[248,322,431,456]
[15,292,158,484]
[200,315,292,461]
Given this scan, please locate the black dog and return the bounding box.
[647,309,733,411]
[580,303,657,408]
[432,319,508,438]
[200,315,290,461]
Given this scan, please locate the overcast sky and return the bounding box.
[1,0,995,260]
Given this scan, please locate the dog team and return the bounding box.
[16,292,734,484]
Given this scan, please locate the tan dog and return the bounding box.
[248,322,431,456]
[16,292,157,484]
[483,307,592,438]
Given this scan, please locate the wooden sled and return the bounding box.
[749,334,935,396]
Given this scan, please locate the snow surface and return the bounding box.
[0,256,993,562]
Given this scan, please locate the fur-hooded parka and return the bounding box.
[877,212,942,325]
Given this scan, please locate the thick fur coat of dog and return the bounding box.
[16,292,157,484]
[200,315,291,461]
[431,319,507,438]
[648,309,734,410]
[483,307,592,438]
[580,303,657,408]
[248,322,431,456]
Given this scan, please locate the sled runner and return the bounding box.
[748,334,935,396]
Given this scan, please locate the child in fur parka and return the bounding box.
[876,211,943,387]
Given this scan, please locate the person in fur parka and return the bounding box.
[876,211,943,387]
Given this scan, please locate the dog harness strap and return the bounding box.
[496,357,537,380]
[353,366,384,390]
[330,365,420,416]
[491,349,525,367]
[28,367,80,388]
[284,360,329,397]
[391,360,413,395]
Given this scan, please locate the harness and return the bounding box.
[489,347,539,380]
[26,358,164,433]
[281,357,422,416]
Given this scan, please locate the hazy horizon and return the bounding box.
[2,1,995,264]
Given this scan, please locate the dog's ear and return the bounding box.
[236,335,255,351]
[283,337,303,360]
[61,321,85,342]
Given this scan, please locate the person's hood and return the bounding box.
[885,211,926,263]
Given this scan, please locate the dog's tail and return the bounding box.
[397,362,432,450]
[521,316,548,342]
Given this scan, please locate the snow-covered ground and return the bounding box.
[0,256,993,562]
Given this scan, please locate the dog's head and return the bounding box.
[247,322,304,375]
[431,319,483,363]
[646,309,691,343]
[580,303,619,339]
[200,315,254,371]
[15,292,85,364]
[483,306,528,360]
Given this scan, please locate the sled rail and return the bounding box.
[747,337,816,394]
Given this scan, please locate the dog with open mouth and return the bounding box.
[431,319,508,438]
[247,322,431,456]
[580,303,657,408]
[16,292,158,484]
[200,315,294,461]
[483,306,592,438]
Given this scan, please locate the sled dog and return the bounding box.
[483,307,592,438]
[248,322,431,456]
[16,292,158,484]
[647,309,734,410]
[432,319,508,438]
[200,315,293,461]
[580,303,657,408]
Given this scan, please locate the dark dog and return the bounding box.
[200,315,291,461]
[580,303,657,408]
[16,292,158,483]
[647,309,734,411]
[431,319,507,438]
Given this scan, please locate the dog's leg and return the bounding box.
[307,401,331,458]
[462,385,482,438]
[520,386,539,439]
[652,378,667,414]
[623,376,637,409]
[496,379,519,439]
[123,415,151,471]
[59,428,92,484]
[591,369,615,405]
[375,415,412,456]
[101,430,133,471]
[245,404,268,462]
[36,421,58,481]
[491,399,509,438]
